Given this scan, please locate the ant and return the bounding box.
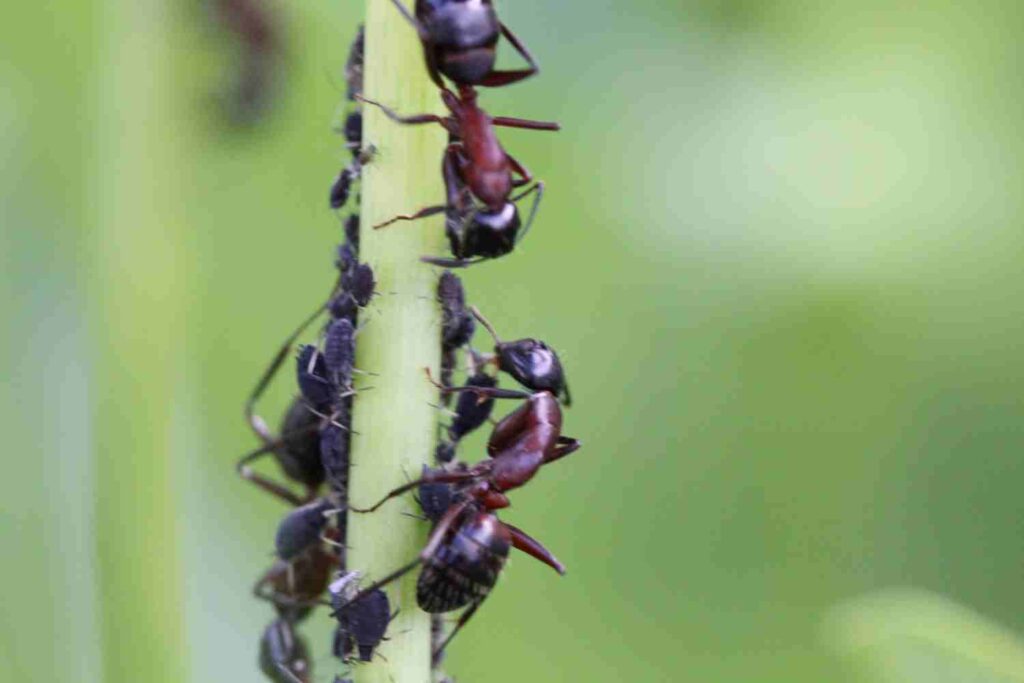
[337,383,581,660]
[238,247,374,504]
[259,618,312,683]
[362,85,558,267]
[387,0,540,91]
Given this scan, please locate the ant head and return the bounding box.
[460,202,520,258]
[494,338,569,402]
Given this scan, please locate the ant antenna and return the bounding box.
[514,181,544,243]
[469,306,502,343]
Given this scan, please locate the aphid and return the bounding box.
[259,618,311,683]
[330,573,393,663]
[447,372,497,442]
[328,146,375,212]
[365,87,555,267]
[437,270,474,405]
[274,498,333,562]
[319,419,350,495]
[438,271,475,350]
[344,25,364,102]
[330,262,376,320]
[471,306,571,405]
[416,464,463,522]
[295,344,334,411]
[388,0,539,90]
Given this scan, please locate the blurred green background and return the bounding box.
[3,1,1023,682]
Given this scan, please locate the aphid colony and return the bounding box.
[238,4,578,681]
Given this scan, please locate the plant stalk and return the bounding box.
[345,1,447,681]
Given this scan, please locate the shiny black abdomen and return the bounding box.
[416,511,510,612]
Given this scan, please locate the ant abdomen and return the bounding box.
[417,511,510,612]
[277,398,325,489]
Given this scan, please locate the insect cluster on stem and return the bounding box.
[238,3,583,681]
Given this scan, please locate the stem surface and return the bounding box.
[346,1,447,681]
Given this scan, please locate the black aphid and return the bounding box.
[274,498,333,562]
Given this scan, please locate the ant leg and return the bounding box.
[419,255,484,268]
[425,367,532,401]
[357,95,447,127]
[273,662,305,683]
[491,116,560,132]
[373,204,446,230]
[253,564,332,610]
[387,0,428,41]
[351,469,479,513]
[235,422,322,506]
[477,20,540,88]
[545,435,581,464]
[245,299,332,443]
[504,153,535,189]
[431,598,486,666]
[506,523,566,574]
[336,499,472,611]
[509,181,544,243]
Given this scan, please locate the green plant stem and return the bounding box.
[345,1,448,681]
[91,0,189,681]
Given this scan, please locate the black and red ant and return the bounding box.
[387,0,540,91]
[337,383,580,659]
[362,85,557,267]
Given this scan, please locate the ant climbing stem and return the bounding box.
[387,0,541,91]
[360,86,556,266]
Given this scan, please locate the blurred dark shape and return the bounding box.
[210,0,284,125]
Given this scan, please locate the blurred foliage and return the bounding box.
[2,1,1023,682]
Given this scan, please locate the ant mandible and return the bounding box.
[362,85,558,267]
[388,0,540,91]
